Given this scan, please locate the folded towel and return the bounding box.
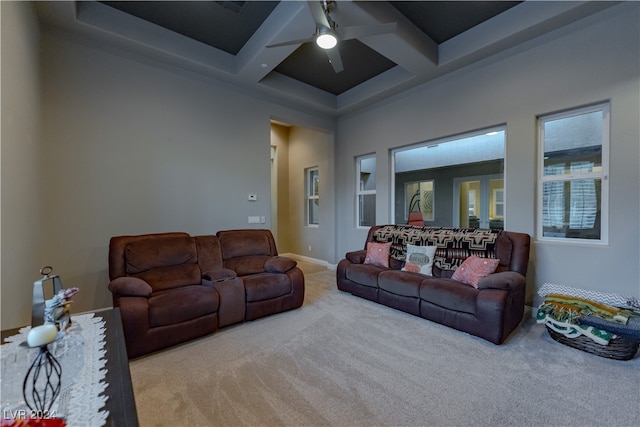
[543,293,631,323]
[536,311,614,345]
[538,283,640,311]
[579,314,640,340]
[536,293,638,345]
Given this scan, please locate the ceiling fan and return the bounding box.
[266,0,396,73]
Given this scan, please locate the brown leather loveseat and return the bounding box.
[337,225,530,344]
[108,229,304,358]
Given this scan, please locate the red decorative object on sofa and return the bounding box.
[407,211,424,226]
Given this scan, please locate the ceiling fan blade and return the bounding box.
[266,36,316,48]
[339,22,397,41]
[307,0,330,29]
[325,47,344,73]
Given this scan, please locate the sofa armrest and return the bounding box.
[202,268,238,282]
[477,271,525,291]
[108,276,152,298]
[345,249,366,264]
[265,256,297,274]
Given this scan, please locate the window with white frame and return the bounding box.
[356,155,376,227]
[306,167,319,226]
[538,103,609,243]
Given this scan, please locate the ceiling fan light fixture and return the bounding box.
[316,29,337,49]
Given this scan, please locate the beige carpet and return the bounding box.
[129,265,640,426]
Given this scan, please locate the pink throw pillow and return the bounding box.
[451,256,500,288]
[364,242,392,268]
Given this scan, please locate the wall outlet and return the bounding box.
[248,216,260,224]
[248,194,257,201]
[308,245,312,251]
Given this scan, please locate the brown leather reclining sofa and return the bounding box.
[108,229,304,358]
[337,225,530,344]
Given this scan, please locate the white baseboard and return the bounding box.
[281,253,337,270]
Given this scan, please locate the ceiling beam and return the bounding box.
[235,1,310,82]
[439,1,619,66]
[351,1,438,74]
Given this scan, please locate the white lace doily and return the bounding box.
[1,314,109,426]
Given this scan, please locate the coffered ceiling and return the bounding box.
[34,1,617,116]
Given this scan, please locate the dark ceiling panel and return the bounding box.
[273,39,396,95]
[101,1,278,55]
[390,1,521,44]
[98,1,524,94]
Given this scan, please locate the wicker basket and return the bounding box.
[546,326,640,360]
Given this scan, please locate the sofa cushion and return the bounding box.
[495,234,513,270]
[109,232,191,280]
[243,273,292,302]
[225,255,271,276]
[401,244,437,276]
[108,276,152,298]
[194,235,224,272]
[364,242,391,268]
[379,270,423,297]
[149,285,219,328]
[432,265,454,279]
[345,250,366,264]
[265,256,297,273]
[451,256,500,288]
[420,279,478,315]
[134,263,201,292]
[202,268,237,282]
[345,264,384,287]
[477,271,524,291]
[219,230,273,259]
[125,235,197,274]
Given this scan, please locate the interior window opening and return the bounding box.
[392,127,506,229]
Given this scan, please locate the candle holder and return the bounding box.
[19,266,80,420]
[22,344,62,416]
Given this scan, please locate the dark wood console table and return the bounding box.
[1,308,139,427]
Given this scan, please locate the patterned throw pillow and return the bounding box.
[364,242,392,268]
[451,256,500,288]
[401,244,437,276]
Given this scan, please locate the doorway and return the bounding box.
[269,121,335,261]
[270,145,278,242]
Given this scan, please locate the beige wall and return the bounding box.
[271,123,335,263]
[270,123,290,252]
[1,1,44,329]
